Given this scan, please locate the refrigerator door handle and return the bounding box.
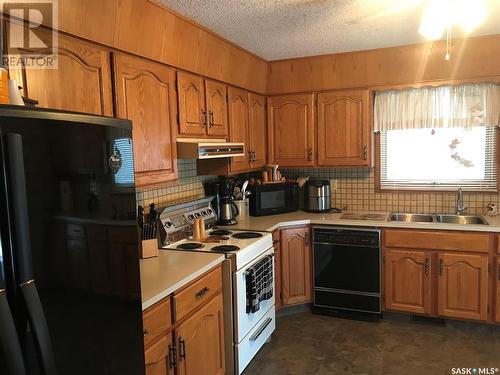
[0,290,27,375]
[5,133,58,375]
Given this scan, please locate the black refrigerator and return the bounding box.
[0,105,145,375]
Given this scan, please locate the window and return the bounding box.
[379,126,496,191]
[112,138,135,187]
[375,83,500,191]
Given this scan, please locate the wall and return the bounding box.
[136,160,217,208]
[282,168,499,215]
[267,34,500,94]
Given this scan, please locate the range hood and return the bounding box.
[177,138,245,159]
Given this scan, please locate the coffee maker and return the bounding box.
[208,177,239,225]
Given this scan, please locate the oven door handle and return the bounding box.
[249,317,272,342]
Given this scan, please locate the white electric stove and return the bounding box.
[157,198,276,375]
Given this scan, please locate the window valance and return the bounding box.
[374,83,500,132]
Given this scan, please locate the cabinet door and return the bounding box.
[114,53,178,187]
[176,293,225,375]
[248,93,267,169]
[384,249,431,314]
[7,23,113,116]
[281,226,311,305]
[228,87,250,173]
[317,90,370,166]
[205,80,228,138]
[437,253,489,321]
[177,72,206,136]
[496,259,500,323]
[267,94,315,167]
[145,333,174,375]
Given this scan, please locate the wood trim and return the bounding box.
[384,229,491,253]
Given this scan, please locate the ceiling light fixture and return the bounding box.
[419,0,487,60]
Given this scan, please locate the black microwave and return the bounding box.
[249,182,299,216]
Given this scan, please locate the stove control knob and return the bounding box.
[195,212,202,218]
[201,211,207,216]
[207,209,213,215]
[188,214,194,220]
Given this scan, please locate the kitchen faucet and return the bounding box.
[455,187,467,215]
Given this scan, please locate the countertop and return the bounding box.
[140,250,225,310]
[226,211,500,233]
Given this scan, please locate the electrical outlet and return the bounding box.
[330,179,338,191]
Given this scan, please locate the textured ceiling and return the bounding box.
[159,0,500,60]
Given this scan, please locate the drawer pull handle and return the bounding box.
[250,317,272,342]
[195,286,209,299]
[179,337,186,360]
[143,329,150,337]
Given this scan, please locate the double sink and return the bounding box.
[390,213,488,225]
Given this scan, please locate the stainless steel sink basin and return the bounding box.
[390,213,434,223]
[435,214,488,225]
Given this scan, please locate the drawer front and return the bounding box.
[86,224,108,241]
[384,229,490,253]
[143,298,172,348]
[66,223,86,238]
[173,266,222,323]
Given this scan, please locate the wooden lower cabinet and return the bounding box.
[384,249,431,314]
[437,253,489,321]
[145,333,174,375]
[175,293,225,375]
[280,226,311,306]
[496,259,500,323]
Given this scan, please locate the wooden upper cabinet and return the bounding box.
[437,253,489,321]
[280,226,311,306]
[205,80,228,137]
[384,249,431,314]
[145,333,174,375]
[248,93,267,169]
[7,23,113,116]
[267,94,315,167]
[177,72,206,136]
[113,53,178,187]
[175,293,225,375]
[228,87,250,173]
[317,89,370,166]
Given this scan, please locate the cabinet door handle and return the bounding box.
[168,343,176,368]
[209,110,215,128]
[252,150,256,162]
[439,259,444,276]
[363,146,368,160]
[178,337,186,360]
[424,258,429,275]
[248,150,253,162]
[307,147,313,161]
[201,110,207,127]
[195,286,209,299]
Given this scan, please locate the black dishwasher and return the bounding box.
[312,227,381,320]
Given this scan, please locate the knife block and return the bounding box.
[140,239,158,259]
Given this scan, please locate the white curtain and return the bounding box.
[374,83,500,132]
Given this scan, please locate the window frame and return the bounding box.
[374,128,500,193]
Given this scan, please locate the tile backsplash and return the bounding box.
[281,168,499,215]
[136,160,217,208]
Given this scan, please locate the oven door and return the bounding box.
[233,247,275,343]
